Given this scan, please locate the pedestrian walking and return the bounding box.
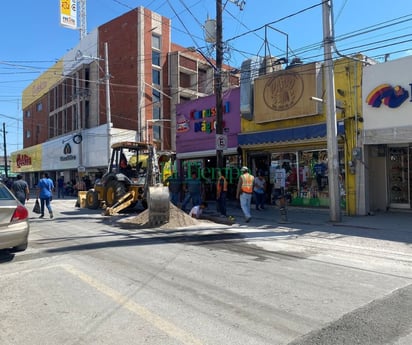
[181,171,202,213]
[216,170,228,217]
[37,172,54,219]
[253,171,266,210]
[57,175,65,198]
[11,174,30,205]
[236,166,254,222]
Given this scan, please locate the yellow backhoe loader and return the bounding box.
[85,141,173,224]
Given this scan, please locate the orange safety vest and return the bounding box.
[216,176,228,193]
[241,173,254,193]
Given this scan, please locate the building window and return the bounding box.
[25,110,31,118]
[152,69,161,86]
[36,102,43,112]
[152,51,161,67]
[26,130,31,138]
[152,35,161,50]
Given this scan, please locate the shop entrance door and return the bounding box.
[387,146,411,208]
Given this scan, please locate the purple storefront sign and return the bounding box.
[175,88,240,154]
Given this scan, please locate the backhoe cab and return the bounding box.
[85,141,172,223]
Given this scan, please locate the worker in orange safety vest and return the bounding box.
[216,170,228,217]
[236,166,254,222]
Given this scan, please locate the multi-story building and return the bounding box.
[11,6,238,189]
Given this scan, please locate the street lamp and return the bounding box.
[146,119,171,144]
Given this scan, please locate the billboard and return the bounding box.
[254,62,322,123]
[60,0,77,30]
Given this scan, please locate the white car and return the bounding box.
[0,182,30,252]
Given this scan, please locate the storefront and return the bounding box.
[10,125,137,190]
[175,88,241,200]
[238,60,353,210]
[239,123,346,208]
[362,55,412,211]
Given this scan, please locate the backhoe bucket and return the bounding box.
[148,186,170,225]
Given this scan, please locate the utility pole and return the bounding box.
[322,1,341,222]
[3,123,8,178]
[215,0,224,170]
[104,42,112,168]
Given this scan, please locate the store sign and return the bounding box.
[60,143,76,161]
[190,101,230,134]
[16,154,32,168]
[60,0,77,30]
[254,62,320,123]
[366,83,409,108]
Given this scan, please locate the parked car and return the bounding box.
[0,182,30,252]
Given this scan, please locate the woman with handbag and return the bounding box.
[37,172,54,219]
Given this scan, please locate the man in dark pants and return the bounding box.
[216,170,228,217]
[11,175,30,205]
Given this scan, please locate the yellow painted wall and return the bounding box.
[22,60,63,109]
[334,56,364,215]
[10,145,42,173]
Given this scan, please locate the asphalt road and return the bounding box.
[1,198,411,345]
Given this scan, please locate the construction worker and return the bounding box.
[236,166,254,222]
[216,170,228,217]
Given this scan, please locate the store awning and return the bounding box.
[238,122,345,147]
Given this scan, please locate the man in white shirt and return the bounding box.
[189,202,207,218]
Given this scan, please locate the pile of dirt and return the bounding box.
[121,202,204,229]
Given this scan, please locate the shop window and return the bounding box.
[388,147,409,204]
[269,150,345,208]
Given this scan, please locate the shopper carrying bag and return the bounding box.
[33,199,41,214]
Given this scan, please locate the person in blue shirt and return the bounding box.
[37,172,54,219]
[57,176,65,199]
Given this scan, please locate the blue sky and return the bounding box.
[1,0,412,153]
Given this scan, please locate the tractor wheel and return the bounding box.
[86,190,100,209]
[105,180,127,207]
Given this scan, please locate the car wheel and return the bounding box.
[105,180,127,207]
[11,242,28,252]
[86,190,100,209]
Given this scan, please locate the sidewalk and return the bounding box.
[203,199,412,233]
[40,193,412,234]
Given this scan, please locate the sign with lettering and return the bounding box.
[216,134,227,150]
